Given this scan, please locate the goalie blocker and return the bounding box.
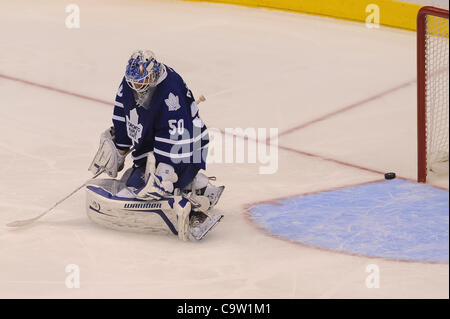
[85,178,222,241]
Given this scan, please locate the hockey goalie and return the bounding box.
[86,50,224,241]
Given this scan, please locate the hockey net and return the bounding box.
[417,6,449,183]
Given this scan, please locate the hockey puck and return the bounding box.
[384,172,396,180]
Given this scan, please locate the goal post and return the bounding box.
[417,6,449,183]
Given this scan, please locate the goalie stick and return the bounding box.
[6,169,106,228]
[6,95,207,228]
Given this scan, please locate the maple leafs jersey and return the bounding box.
[112,64,209,189]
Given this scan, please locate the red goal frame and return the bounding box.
[417,6,449,183]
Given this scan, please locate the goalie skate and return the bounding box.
[203,184,225,210]
[189,211,224,241]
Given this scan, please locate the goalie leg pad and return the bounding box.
[86,179,191,240]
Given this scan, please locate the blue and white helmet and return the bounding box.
[125,50,162,93]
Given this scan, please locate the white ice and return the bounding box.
[0,0,448,298]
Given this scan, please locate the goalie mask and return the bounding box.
[125,50,162,93]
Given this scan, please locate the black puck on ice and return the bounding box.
[385,172,396,180]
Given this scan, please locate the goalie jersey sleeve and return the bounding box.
[111,66,209,188]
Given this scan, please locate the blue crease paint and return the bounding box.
[250,180,449,262]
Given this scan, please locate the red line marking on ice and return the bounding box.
[0,73,112,106]
[244,179,386,208]
[0,72,406,178]
[276,79,416,140]
[278,144,385,175]
[219,128,386,176]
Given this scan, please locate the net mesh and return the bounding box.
[425,14,449,172]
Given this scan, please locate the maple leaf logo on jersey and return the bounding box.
[126,108,143,145]
[165,93,181,111]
